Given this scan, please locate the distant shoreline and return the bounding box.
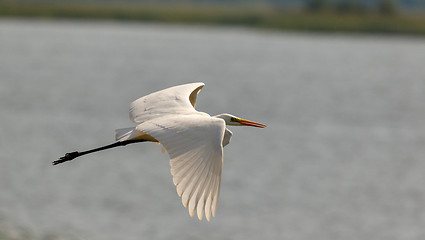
[1,3,425,35]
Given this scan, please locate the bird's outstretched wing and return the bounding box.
[129,82,205,124]
[137,114,224,221]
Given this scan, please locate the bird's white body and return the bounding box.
[116,83,229,221]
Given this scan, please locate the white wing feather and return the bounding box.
[137,114,224,221]
[129,82,204,124]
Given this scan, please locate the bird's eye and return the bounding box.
[230,117,237,122]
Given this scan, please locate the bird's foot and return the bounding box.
[53,151,80,165]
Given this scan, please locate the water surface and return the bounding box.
[1,19,425,240]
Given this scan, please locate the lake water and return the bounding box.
[1,19,425,240]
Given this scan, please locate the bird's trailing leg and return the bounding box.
[53,139,147,165]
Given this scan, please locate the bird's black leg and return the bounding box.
[53,139,147,165]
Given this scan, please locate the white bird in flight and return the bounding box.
[54,82,266,221]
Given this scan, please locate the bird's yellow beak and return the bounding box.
[238,118,266,128]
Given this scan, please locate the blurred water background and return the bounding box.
[1,18,425,240]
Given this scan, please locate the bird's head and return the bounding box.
[214,113,266,128]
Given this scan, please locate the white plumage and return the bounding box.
[121,83,225,221]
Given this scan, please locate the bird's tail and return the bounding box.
[115,127,136,142]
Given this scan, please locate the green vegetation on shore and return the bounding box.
[1,2,425,35]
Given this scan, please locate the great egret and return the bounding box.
[54,82,266,221]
